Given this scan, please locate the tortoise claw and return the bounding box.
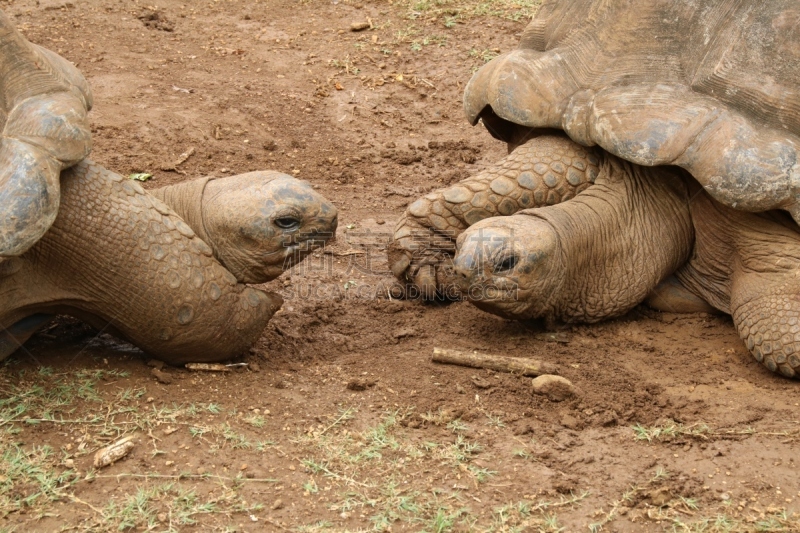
[414,264,439,301]
[388,247,412,280]
[388,218,459,300]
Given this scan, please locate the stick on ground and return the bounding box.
[432,347,558,376]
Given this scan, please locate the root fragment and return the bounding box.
[431,347,558,376]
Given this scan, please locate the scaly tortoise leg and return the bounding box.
[388,135,600,298]
[674,194,800,379]
[730,267,800,378]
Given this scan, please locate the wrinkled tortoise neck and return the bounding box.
[151,177,217,254]
[523,156,694,323]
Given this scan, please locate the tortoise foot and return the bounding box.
[733,280,800,379]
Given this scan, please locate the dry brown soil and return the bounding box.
[1,0,799,531]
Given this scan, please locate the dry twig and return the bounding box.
[432,347,558,376]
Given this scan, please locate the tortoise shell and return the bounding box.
[464,0,800,218]
[0,9,92,257]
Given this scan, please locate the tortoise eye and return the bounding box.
[494,255,517,273]
[274,217,301,230]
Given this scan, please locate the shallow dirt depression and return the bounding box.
[1,0,798,531]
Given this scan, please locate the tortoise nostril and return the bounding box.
[454,266,474,290]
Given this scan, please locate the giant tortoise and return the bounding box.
[0,11,338,363]
[388,0,800,377]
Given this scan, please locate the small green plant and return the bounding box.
[221,424,252,449]
[98,482,261,531]
[303,479,319,494]
[296,520,334,532]
[469,47,499,63]
[446,419,468,433]
[244,415,266,428]
[0,444,78,512]
[426,506,466,532]
[651,466,670,481]
[485,413,505,428]
[632,420,712,442]
[513,449,532,460]
[467,465,496,483]
[402,0,540,24]
[189,426,210,438]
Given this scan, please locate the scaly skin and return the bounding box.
[452,155,694,323]
[152,171,338,283]
[388,135,600,298]
[452,153,800,379]
[675,195,800,378]
[0,160,338,364]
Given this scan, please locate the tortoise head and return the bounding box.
[452,215,563,320]
[201,172,338,283]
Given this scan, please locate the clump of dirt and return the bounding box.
[137,9,174,32]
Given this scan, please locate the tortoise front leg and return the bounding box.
[388,135,600,298]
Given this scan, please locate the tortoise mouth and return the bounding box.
[476,105,565,151]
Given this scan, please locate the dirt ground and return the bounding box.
[1,0,799,531]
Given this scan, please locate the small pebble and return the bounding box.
[471,375,491,389]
